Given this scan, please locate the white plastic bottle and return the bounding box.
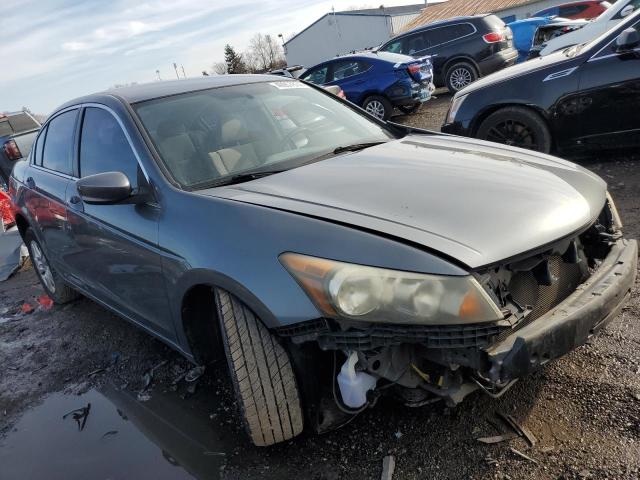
[337,351,377,409]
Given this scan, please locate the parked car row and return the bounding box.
[443,9,640,154]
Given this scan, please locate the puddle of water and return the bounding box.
[0,386,240,480]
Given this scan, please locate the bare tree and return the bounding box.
[245,33,286,73]
[211,61,228,75]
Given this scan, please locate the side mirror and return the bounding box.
[76,171,132,204]
[620,4,635,18]
[615,28,640,52]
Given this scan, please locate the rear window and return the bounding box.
[481,15,508,31]
[41,110,77,175]
[0,112,40,137]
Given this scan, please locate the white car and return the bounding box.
[539,0,639,55]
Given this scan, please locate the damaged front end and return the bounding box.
[278,196,637,429]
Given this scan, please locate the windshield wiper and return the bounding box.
[332,141,388,154]
[194,169,284,189]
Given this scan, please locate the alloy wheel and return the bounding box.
[365,100,386,119]
[450,67,473,91]
[30,240,56,293]
[486,119,539,150]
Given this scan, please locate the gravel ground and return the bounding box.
[1,95,639,480]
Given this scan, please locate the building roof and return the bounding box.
[403,0,541,30]
[284,3,428,46]
[346,4,427,16]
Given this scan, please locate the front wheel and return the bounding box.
[214,289,304,446]
[362,95,393,121]
[24,229,80,304]
[476,106,552,153]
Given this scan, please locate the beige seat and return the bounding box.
[209,119,260,176]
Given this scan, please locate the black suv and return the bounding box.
[379,15,518,93]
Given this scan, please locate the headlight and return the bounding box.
[280,253,503,325]
[446,94,467,124]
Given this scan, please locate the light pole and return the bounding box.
[172,63,180,79]
[155,69,161,81]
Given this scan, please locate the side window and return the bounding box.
[381,38,404,54]
[301,65,329,84]
[406,32,428,54]
[79,107,139,184]
[42,110,77,175]
[331,61,369,81]
[32,125,47,165]
[429,26,464,46]
[537,7,559,16]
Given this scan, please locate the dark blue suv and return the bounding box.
[299,51,433,120]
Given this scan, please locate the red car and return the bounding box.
[534,1,611,19]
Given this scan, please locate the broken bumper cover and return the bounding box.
[485,238,637,383]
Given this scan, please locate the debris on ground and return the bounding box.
[101,430,118,440]
[185,365,206,383]
[477,432,519,444]
[62,403,91,431]
[394,430,402,439]
[381,455,396,480]
[496,412,537,447]
[20,303,34,314]
[36,294,53,310]
[87,368,106,378]
[509,448,539,465]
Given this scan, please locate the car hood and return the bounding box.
[456,50,579,96]
[204,135,607,269]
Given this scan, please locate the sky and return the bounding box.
[0,0,426,115]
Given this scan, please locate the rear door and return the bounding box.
[569,19,640,148]
[326,60,372,103]
[23,109,78,275]
[64,105,174,340]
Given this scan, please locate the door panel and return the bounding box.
[570,24,640,148]
[64,107,174,339]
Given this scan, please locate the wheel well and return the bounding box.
[14,213,29,239]
[470,104,551,139]
[181,284,223,365]
[443,57,479,78]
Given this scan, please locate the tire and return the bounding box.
[24,229,79,304]
[476,106,552,153]
[445,62,477,93]
[214,289,304,446]
[362,95,393,121]
[398,103,422,115]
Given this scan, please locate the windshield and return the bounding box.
[568,7,640,56]
[134,81,394,189]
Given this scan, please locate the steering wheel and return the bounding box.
[279,127,313,150]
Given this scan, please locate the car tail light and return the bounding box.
[2,140,22,161]
[338,89,346,99]
[407,63,422,81]
[483,32,505,43]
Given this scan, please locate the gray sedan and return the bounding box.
[9,75,637,446]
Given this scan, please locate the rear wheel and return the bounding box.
[476,106,552,153]
[362,95,393,121]
[24,229,79,304]
[398,103,422,115]
[214,288,304,446]
[445,62,477,93]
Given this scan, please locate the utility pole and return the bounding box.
[172,63,180,79]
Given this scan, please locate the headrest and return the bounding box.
[157,120,186,139]
[221,118,249,145]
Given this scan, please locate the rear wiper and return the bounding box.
[332,141,388,154]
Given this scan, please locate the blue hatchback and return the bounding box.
[299,51,433,120]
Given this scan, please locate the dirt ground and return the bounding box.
[1,94,639,480]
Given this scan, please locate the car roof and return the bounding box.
[398,14,489,36]
[57,75,287,110]
[322,51,414,64]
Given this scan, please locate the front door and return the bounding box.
[64,106,174,340]
[572,20,640,149]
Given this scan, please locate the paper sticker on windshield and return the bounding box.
[270,81,309,89]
